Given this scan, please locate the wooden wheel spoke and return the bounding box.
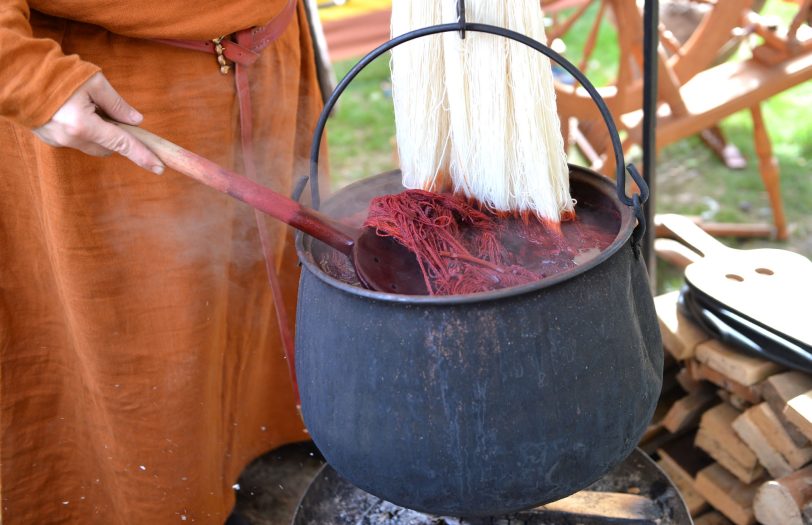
[628,41,644,73]
[542,0,592,15]
[578,0,608,73]
[788,0,812,42]
[549,0,595,42]
[619,50,638,85]
[660,25,684,57]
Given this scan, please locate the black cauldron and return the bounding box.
[292,20,663,518]
[295,167,662,516]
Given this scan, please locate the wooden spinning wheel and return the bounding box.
[543,0,758,169]
[543,0,812,239]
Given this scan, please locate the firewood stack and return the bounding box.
[643,290,812,525]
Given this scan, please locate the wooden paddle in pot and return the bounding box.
[117,123,427,295]
[659,213,812,347]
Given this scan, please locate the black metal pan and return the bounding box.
[679,284,812,373]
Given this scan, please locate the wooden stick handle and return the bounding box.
[118,123,356,256]
[656,214,729,258]
[654,238,703,269]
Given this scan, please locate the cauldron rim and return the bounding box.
[295,163,636,305]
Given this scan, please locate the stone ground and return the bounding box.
[233,442,326,525]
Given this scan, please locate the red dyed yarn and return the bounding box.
[363,189,558,295]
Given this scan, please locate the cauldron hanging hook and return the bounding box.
[457,0,466,39]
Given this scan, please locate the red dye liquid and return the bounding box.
[319,188,620,296]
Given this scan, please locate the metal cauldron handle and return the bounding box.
[296,17,650,246]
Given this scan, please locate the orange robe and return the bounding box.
[0,2,322,523]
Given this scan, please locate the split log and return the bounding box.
[689,360,761,404]
[677,366,703,393]
[695,463,760,525]
[760,371,812,447]
[753,465,812,525]
[717,389,750,412]
[696,404,765,484]
[655,291,709,361]
[732,406,793,478]
[786,390,812,443]
[695,429,765,484]
[662,386,717,433]
[695,339,782,387]
[540,490,661,523]
[748,402,812,470]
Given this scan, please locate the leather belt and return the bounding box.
[152,0,296,71]
[157,0,300,401]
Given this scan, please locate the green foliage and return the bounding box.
[552,1,621,86]
[326,57,396,188]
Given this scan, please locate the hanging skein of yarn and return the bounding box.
[389,0,574,225]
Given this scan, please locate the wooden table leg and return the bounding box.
[699,125,748,170]
[750,104,788,240]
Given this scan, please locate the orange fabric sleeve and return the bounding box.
[0,2,100,128]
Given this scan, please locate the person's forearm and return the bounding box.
[0,2,98,127]
[1,4,162,172]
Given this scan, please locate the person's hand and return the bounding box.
[33,72,164,174]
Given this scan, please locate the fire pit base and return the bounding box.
[291,449,691,524]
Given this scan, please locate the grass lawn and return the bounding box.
[325,57,396,189]
[322,2,811,294]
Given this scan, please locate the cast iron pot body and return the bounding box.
[294,167,663,517]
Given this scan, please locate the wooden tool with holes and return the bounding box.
[658,214,812,348]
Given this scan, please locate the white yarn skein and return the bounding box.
[390,0,451,191]
[390,0,574,223]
